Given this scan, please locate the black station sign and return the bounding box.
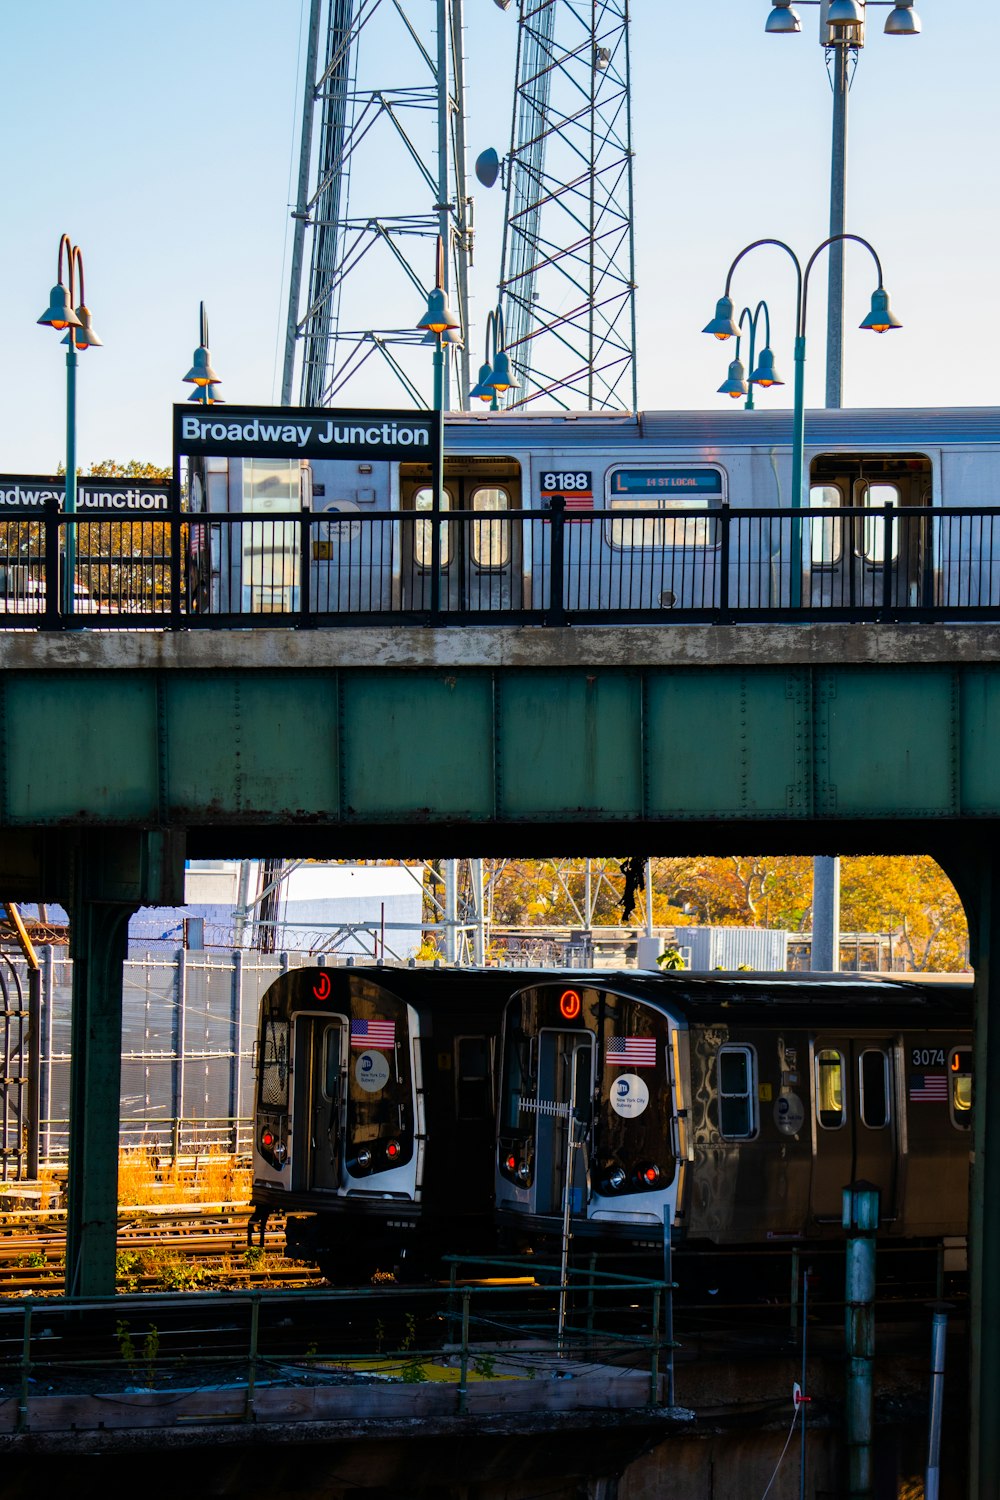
[0,475,171,512]
[173,404,437,463]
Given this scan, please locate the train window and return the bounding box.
[858,1050,890,1130]
[323,1027,340,1101]
[260,1020,289,1109]
[717,1045,757,1139]
[809,484,843,567]
[950,1046,973,1129]
[456,1035,491,1119]
[471,487,510,569]
[413,485,453,568]
[857,482,900,564]
[815,1049,846,1129]
[606,467,723,549]
[243,459,301,511]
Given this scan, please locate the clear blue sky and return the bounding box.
[0,1,989,473]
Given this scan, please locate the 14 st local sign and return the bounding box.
[174,403,436,462]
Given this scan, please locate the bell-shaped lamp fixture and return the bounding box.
[183,345,221,386]
[750,347,784,388]
[884,0,920,34]
[702,295,740,341]
[38,283,82,332]
[489,349,519,394]
[765,0,802,34]
[421,324,464,347]
[826,0,864,27]
[188,382,225,405]
[718,359,748,400]
[471,361,497,403]
[859,287,902,334]
[73,305,103,350]
[416,285,460,336]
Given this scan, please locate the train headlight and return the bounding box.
[273,1141,287,1163]
[357,1149,372,1168]
[516,1162,531,1183]
[607,1167,627,1191]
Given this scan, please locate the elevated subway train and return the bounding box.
[251,965,972,1278]
[496,971,973,1255]
[186,407,1000,619]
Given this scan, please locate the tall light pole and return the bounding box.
[764,0,921,407]
[416,236,461,615]
[183,303,224,405]
[37,235,103,615]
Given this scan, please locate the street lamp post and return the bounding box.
[703,232,900,599]
[763,0,921,408]
[470,305,520,410]
[416,237,462,615]
[183,303,224,405]
[716,302,784,411]
[37,235,103,615]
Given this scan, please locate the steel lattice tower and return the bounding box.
[282,0,472,409]
[497,0,637,411]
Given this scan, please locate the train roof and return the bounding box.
[502,968,974,1027]
[444,406,1000,451]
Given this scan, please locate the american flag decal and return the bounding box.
[909,1072,948,1103]
[605,1036,657,1069]
[351,1018,396,1050]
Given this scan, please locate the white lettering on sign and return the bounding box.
[180,415,430,449]
[0,482,168,511]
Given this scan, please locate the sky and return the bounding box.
[0,1,991,474]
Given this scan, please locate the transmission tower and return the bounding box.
[282,0,473,409]
[493,0,637,411]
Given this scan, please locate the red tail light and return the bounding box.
[261,1130,275,1149]
[386,1139,401,1160]
[505,1153,517,1172]
[642,1164,660,1186]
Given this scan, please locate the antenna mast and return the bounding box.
[496,0,637,411]
[282,0,472,409]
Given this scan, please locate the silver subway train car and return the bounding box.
[495,971,972,1253]
[186,407,1000,620]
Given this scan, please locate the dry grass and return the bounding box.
[117,1148,251,1207]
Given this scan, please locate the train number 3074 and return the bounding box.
[911,1047,945,1066]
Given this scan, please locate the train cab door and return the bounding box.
[291,1016,346,1193]
[808,453,933,612]
[399,460,522,613]
[810,1037,900,1223]
[533,1030,594,1218]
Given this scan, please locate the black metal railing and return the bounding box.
[3,497,1000,628]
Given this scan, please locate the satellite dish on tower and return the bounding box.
[475,148,501,189]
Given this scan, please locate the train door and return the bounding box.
[533,1030,594,1218]
[399,459,522,612]
[808,453,933,612]
[810,1036,899,1223]
[291,1015,346,1192]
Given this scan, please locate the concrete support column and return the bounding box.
[65,889,136,1297]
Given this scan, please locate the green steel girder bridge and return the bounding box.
[5,620,1000,1488]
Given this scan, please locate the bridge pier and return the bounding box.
[59,834,184,1298]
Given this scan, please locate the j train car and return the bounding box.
[495,971,973,1254]
[186,407,1000,617]
[251,964,545,1278]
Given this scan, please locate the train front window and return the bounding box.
[259,1018,289,1109]
[471,486,510,568]
[950,1046,973,1129]
[859,1050,889,1129]
[815,1048,846,1129]
[345,983,413,1172]
[456,1035,491,1120]
[717,1045,757,1140]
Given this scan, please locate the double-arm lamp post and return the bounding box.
[704,232,900,516]
[470,305,519,410]
[37,235,103,614]
[716,302,783,410]
[416,237,462,612]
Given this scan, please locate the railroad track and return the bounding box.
[0,1205,326,1294]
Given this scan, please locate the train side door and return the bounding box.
[400,464,522,613]
[810,1036,899,1223]
[291,1016,346,1192]
[534,1030,594,1217]
[808,454,932,613]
